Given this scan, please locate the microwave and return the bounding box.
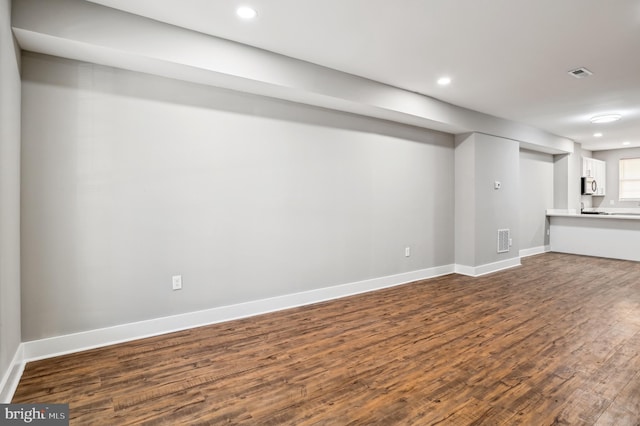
[581,177,597,195]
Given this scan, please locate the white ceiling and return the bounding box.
[84,0,640,151]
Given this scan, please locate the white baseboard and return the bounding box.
[455,257,521,277]
[519,245,550,258]
[0,344,25,403]
[452,264,476,277]
[22,264,456,363]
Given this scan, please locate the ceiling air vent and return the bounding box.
[568,67,593,79]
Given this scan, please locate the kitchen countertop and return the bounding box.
[547,209,640,262]
[546,209,640,220]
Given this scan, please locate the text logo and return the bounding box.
[1,404,68,425]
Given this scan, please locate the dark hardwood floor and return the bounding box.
[12,253,640,425]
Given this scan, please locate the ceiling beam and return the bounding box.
[12,0,574,154]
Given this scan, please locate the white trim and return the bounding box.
[546,208,579,215]
[22,265,455,362]
[0,344,25,403]
[454,257,521,277]
[519,245,550,258]
[453,264,477,277]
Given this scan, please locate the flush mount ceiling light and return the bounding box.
[593,132,603,138]
[236,6,257,19]
[589,114,622,124]
[622,141,631,146]
[437,76,451,86]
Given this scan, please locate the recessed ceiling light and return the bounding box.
[437,77,451,86]
[236,6,257,19]
[622,141,631,146]
[593,132,603,138]
[589,114,621,124]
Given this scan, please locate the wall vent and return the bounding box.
[497,229,510,253]
[568,67,593,79]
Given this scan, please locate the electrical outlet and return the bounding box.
[494,181,501,190]
[405,247,411,257]
[172,275,182,291]
[546,229,550,236]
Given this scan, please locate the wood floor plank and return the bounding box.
[595,369,640,425]
[12,253,640,424]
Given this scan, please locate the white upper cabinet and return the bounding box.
[583,157,606,196]
[582,157,593,178]
[593,159,606,196]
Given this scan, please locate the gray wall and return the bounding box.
[454,134,475,267]
[553,154,569,209]
[593,147,640,209]
[454,133,520,267]
[474,133,520,266]
[0,0,22,396]
[519,149,553,250]
[554,142,586,210]
[20,53,455,341]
